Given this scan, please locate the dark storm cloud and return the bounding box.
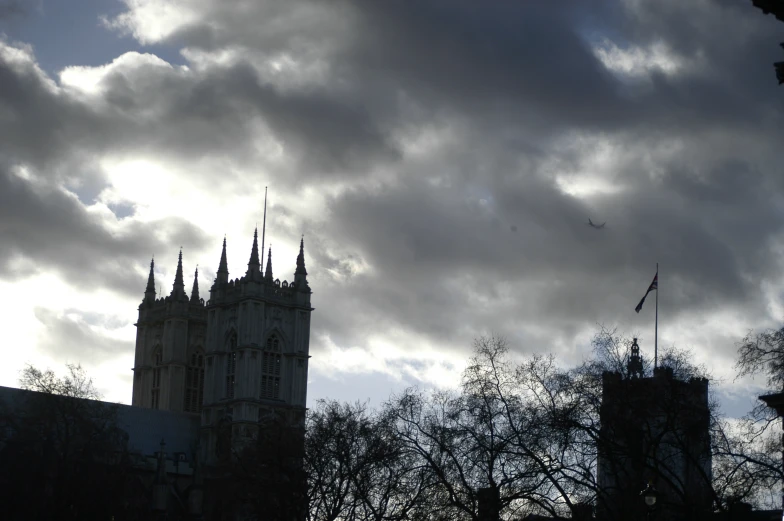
[132,0,782,146]
[2,0,783,389]
[0,44,88,168]
[219,64,399,176]
[101,0,784,162]
[102,0,633,180]
[340,0,784,150]
[0,164,209,296]
[113,70,374,179]
[0,43,396,187]
[308,120,784,355]
[343,2,627,128]
[304,129,782,359]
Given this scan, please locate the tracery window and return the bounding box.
[260,334,281,399]
[225,332,237,399]
[185,350,205,413]
[151,348,162,409]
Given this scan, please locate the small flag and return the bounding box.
[635,272,658,313]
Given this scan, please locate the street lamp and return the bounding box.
[640,481,658,519]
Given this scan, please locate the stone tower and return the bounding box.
[132,251,208,413]
[199,231,313,464]
[597,340,712,521]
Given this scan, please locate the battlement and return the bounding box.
[601,365,711,434]
[137,296,206,324]
[207,274,310,308]
[602,367,710,394]
[602,369,710,402]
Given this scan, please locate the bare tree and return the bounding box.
[305,400,431,521]
[737,327,784,391]
[388,337,584,520]
[298,332,779,519]
[386,333,764,520]
[19,363,102,399]
[349,406,431,521]
[306,400,367,521]
[725,326,784,508]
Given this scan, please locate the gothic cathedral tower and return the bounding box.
[131,229,313,463]
[132,251,208,413]
[200,231,312,464]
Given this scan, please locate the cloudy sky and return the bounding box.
[1,0,783,416]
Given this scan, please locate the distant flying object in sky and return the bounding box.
[588,218,606,229]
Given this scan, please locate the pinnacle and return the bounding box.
[191,266,200,303]
[295,235,307,276]
[265,246,273,280]
[170,249,186,298]
[218,236,228,274]
[247,227,260,274]
[145,256,156,300]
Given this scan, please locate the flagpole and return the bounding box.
[655,262,658,370]
[261,186,267,270]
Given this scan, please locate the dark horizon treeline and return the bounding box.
[0,329,783,520]
[298,330,784,521]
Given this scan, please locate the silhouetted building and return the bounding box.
[597,339,712,521]
[130,229,313,518]
[0,229,313,520]
[0,384,201,520]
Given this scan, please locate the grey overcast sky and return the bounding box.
[0,0,782,417]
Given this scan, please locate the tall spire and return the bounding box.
[191,267,200,303]
[217,236,229,284]
[144,257,156,302]
[294,236,309,290]
[247,227,260,275]
[295,236,307,276]
[264,246,273,280]
[170,249,186,299]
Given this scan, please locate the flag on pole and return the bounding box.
[635,271,658,313]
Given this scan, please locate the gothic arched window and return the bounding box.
[260,334,281,399]
[185,349,205,413]
[151,348,162,409]
[225,332,237,399]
